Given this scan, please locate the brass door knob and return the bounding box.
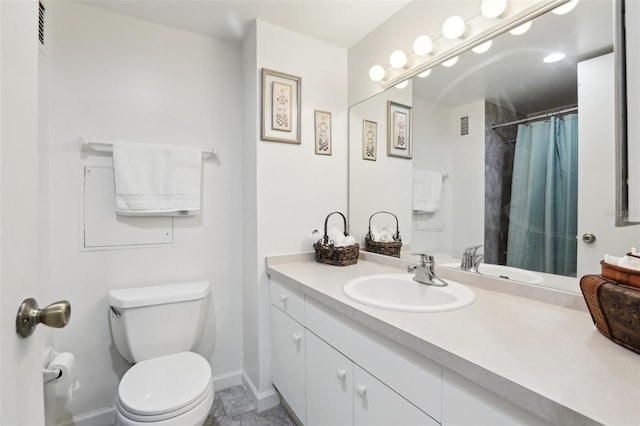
[16,298,71,338]
[582,233,597,244]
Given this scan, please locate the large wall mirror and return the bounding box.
[349,0,640,293]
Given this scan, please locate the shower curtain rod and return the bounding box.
[491,106,578,130]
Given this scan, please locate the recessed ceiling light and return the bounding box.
[413,35,434,56]
[543,52,566,63]
[389,50,408,69]
[472,40,493,54]
[442,57,459,67]
[552,0,579,15]
[509,21,532,36]
[442,16,467,40]
[417,69,432,78]
[481,0,509,19]
[395,80,409,89]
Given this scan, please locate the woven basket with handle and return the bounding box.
[313,211,359,266]
[364,211,402,258]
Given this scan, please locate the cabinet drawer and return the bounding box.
[271,279,305,323]
[306,297,442,422]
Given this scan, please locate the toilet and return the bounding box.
[109,281,214,426]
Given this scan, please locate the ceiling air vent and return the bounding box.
[38,1,45,46]
[459,115,469,136]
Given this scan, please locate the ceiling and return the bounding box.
[77,0,410,48]
[411,0,614,114]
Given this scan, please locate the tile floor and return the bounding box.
[205,385,296,426]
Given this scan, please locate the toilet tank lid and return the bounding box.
[109,281,210,309]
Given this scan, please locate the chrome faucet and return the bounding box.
[407,253,448,287]
[461,245,484,273]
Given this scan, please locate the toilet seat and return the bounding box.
[118,351,213,423]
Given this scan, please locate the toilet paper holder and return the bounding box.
[16,298,71,338]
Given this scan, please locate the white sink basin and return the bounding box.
[441,263,544,284]
[343,274,475,313]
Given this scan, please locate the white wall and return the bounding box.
[48,2,243,422]
[349,86,413,248]
[242,20,348,405]
[411,96,454,257]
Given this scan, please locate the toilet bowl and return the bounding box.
[109,282,214,426]
[116,352,213,426]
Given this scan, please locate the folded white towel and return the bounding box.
[113,141,202,216]
[413,170,443,213]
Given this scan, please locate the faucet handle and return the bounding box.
[464,244,483,254]
[410,253,434,267]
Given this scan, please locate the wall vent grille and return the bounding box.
[460,115,469,136]
[38,1,45,46]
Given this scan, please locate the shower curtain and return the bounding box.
[506,114,578,276]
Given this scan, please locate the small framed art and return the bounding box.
[261,68,301,144]
[362,120,377,160]
[314,110,332,155]
[387,101,412,159]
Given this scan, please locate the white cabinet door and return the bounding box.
[354,365,438,426]
[442,369,551,426]
[306,331,354,426]
[271,306,306,422]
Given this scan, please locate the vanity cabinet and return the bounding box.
[270,281,306,422]
[305,330,437,426]
[270,277,550,426]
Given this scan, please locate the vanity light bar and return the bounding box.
[379,0,573,90]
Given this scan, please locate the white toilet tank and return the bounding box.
[109,281,210,363]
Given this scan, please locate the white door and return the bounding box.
[353,365,437,426]
[306,331,353,426]
[1,0,47,424]
[577,53,640,277]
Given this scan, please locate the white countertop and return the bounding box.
[266,252,640,426]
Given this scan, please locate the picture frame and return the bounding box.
[362,120,377,161]
[261,68,301,144]
[387,101,412,159]
[314,110,332,155]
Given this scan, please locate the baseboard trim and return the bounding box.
[213,369,243,391]
[241,371,280,412]
[59,407,115,426]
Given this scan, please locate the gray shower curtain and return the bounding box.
[506,114,578,276]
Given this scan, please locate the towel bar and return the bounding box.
[82,140,218,159]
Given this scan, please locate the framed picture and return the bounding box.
[261,68,301,144]
[362,120,377,161]
[387,101,412,159]
[314,110,332,155]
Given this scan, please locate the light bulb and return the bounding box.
[442,16,467,40]
[369,65,387,82]
[509,21,532,36]
[481,0,509,19]
[389,50,408,69]
[395,80,409,89]
[552,0,579,15]
[543,52,566,63]
[413,35,434,56]
[417,69,432,78]
[442,57,459,67]
[472,40,493,54]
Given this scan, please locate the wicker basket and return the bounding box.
[600,259,640,289]
[580,274,640,355]
[364,211,402,257]
[313,211,359,266]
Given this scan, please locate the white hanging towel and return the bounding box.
[113,141,202,216]
[413,170,443,213]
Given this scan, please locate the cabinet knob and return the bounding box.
[292,333,301,343]
[336,369,346,380]
[356,385,367,396]
[280,294,288,303]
